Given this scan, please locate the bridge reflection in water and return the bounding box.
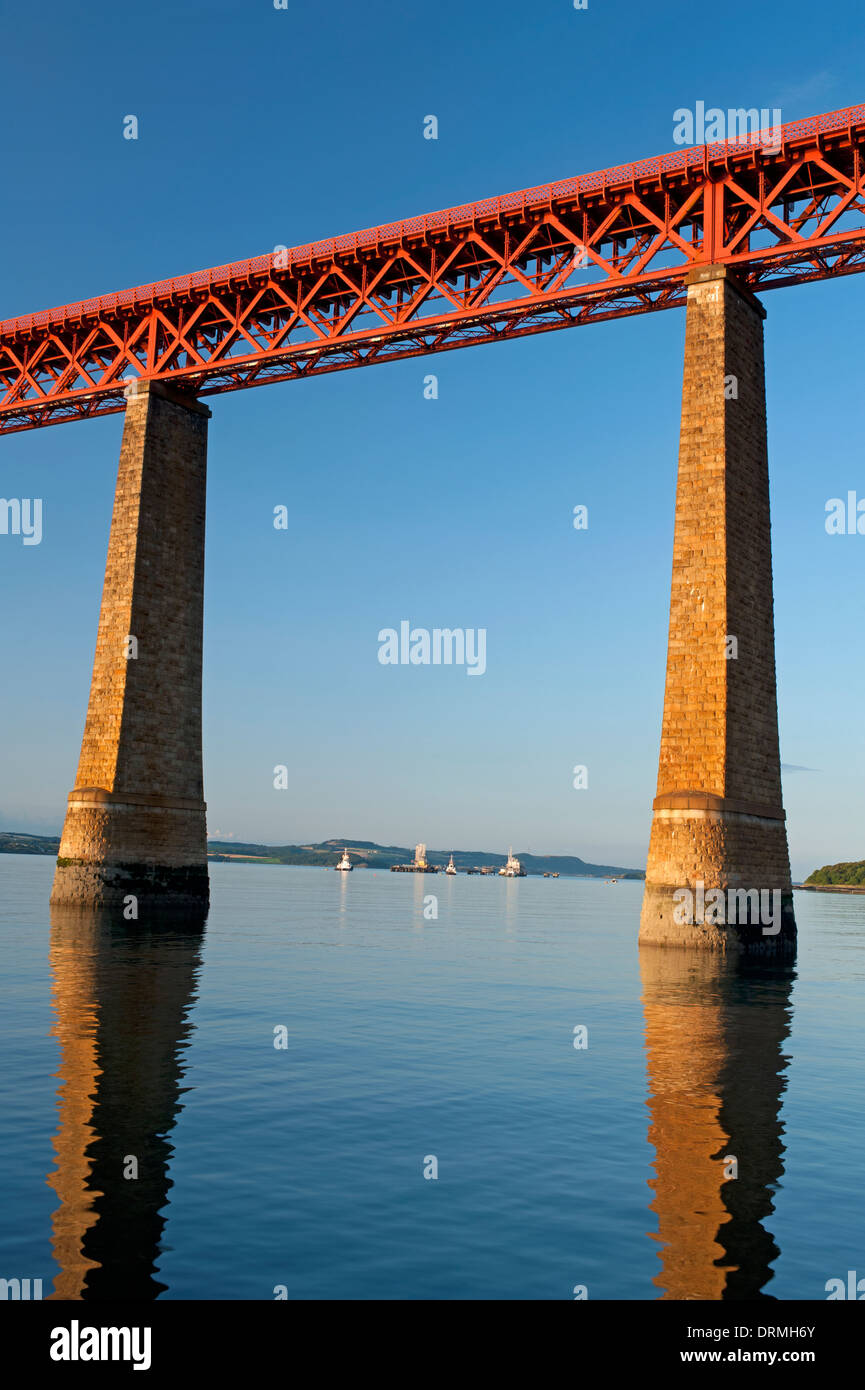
[45,903,796,1300]
[640,948,795,1300]
[46,907,205,1300]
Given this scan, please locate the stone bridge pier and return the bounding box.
[640,265,796,952]
[51,381,210,910]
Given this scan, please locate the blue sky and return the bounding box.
[1,0,863,878]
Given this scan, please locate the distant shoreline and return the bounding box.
[798,883,865,895]
[9,832,861,889]
[0,831,644,880]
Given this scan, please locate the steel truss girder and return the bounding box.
[2,103,864,434]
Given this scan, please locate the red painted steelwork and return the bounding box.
[2,104,864,433]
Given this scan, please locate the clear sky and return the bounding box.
[1,0,863,879]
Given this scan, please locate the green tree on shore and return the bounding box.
[805,861,865,886]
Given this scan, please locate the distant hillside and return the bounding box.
[0,831,60,855]
[207,837,643,878]
[0,830,642,878]
[805,861,865,886]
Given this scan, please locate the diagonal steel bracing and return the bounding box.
[2,103,864,433]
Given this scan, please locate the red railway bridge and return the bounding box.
[2,104,864,435]
[8,104,861,947]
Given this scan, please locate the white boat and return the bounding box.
[445,854,457,875]
[499,847,526,877]
[336,849,353,871]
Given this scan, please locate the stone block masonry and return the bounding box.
[51,382,210,910]
[640,266,795,952]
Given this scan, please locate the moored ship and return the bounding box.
[391,842,440,873]
[499,848,526,878]
[336,849,353,871]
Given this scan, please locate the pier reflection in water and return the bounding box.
[39,883,806,1300]
[46,906,205,1300]
[640,948,795,1300]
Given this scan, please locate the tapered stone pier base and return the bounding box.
[640,886,796,955]
[640,266,795,954]
[51,381,211,912]
[52,800,209,909]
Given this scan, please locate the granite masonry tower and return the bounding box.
[640,266,795,952]
[51,382,210,909]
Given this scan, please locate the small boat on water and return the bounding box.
[336,849,353,872]
[499,847,526,878]
[445,854,457,876]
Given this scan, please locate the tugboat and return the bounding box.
[336,849,353,872]
[499,848,526,878]
[445,854,457,876]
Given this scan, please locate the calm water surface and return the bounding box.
[2,853,863,1300]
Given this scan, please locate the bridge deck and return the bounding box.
[2,103,864,433]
